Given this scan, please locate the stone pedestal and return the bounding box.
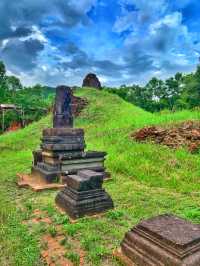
[55,170,114,219]
[31,85,108,184]
[117,214,200,266]
[32,128,107,183]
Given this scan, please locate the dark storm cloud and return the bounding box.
[0,0,95,75]
[59,43,123,77]
[0,39,44,72]
[0,27,33,41]
[94,60,122,75]
[152,24,178,52]
[123,47,157,74]
[0,0,95,42]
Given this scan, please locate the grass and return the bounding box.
[1,88,200,265]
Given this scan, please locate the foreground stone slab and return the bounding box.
[55,170,114,219]
[115,214,200,266]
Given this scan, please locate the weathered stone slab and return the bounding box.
[61,151,107,160]
[65,170,103,191]
[43,128,84,137]
[41,136,84,144]
[61,161,104,171]
[119,214,200,266]
[62,157,104,165]
[42,151,85,159]
[63,166,105,175]
[55,170,113,219]
[41,143,85,151]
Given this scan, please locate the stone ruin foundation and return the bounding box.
[31,85,107,184]
[114,214,200,266]
[82,73,101,89]
[55,169,114,219]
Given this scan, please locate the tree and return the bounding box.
[0,61,6,81]
[6,76,23,94]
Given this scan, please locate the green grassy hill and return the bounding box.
[1,88,200,265]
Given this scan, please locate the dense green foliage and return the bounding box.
[105,65,200,112]
[1,89,200,265]
[0,61,54,133]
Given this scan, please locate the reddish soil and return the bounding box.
[71,95,88,117]
[41,234,74,266]
[24,209,85,266]
[7,121,22,132]
[17,173,66,191]
[131,121,200,153]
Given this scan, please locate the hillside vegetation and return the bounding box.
[105,65,200,112]
[0,61,53,132]
[1,88,200,265]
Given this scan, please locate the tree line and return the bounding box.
[0,61,54,133]
[104,65,200,112]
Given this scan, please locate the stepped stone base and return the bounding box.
[118,214,200,266]
[56,187,113,219]
[31,127,108,183]
[55,170,114,219]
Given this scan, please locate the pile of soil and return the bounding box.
[71,95,88,117]
[131,121,200,153]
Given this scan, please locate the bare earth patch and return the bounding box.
[24,209,85,266]
[17,173,66,191]
[132,121,200,153]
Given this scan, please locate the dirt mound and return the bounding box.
[131,121,200,153]
[72,95,88,117]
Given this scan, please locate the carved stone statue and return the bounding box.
[53,86,73,128]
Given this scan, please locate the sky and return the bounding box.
[0,0,200,87]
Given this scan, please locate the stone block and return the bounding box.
[41,143,85,151]
[56,187,113,219]
[43,128,84,137]
[119,214,200,266]
[65,170,104,191]
[55,170,113,219]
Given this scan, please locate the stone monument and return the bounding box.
[82,73,101,89]
[115,214,200,266]
[53,86,73,128]
[56,169,114,219]
[31,85,107,183]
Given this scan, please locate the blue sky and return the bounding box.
[0,0,200,87]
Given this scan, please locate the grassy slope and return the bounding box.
[1,88,200,265]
